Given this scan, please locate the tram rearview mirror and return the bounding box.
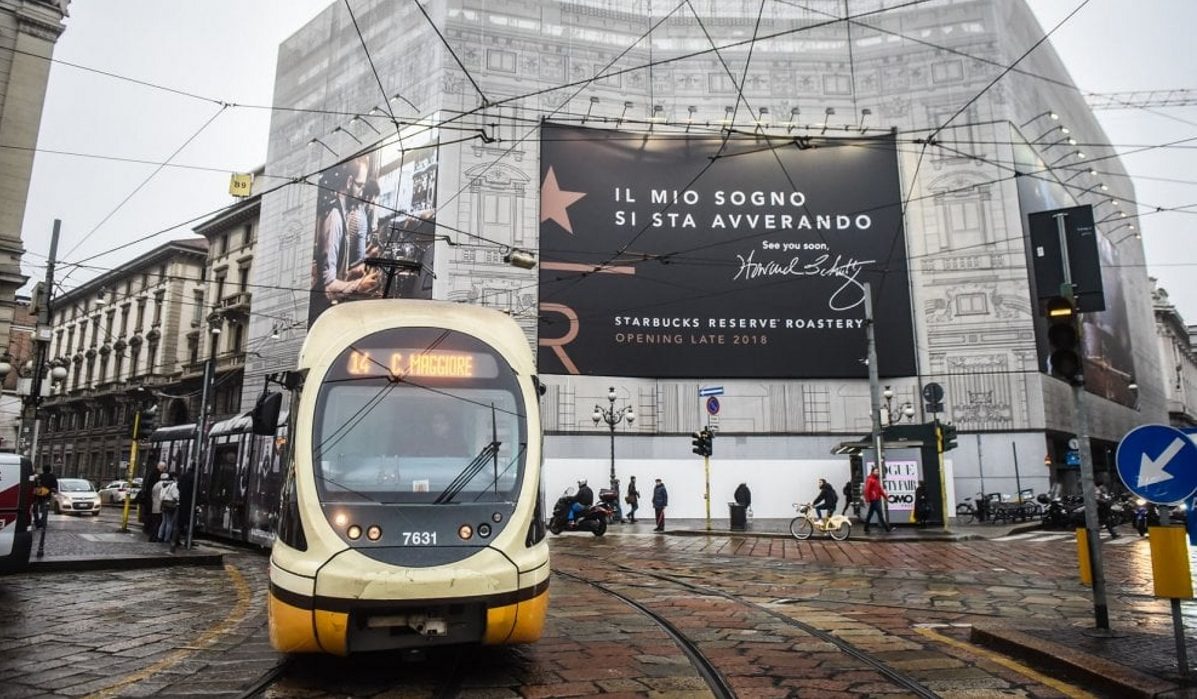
[252,391,283,436]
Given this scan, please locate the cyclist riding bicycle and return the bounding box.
[812,478,838,522]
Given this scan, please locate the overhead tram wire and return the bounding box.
[55,103,230,291]
[411,0,486,107]
[343,0,415,143]
[775,0,1197,131]
[926,0,1093,144]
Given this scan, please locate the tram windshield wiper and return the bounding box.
[433,441,501,504]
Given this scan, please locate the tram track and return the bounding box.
[552,568,737,699]
[554,553,940,699]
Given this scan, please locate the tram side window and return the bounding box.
[211,443,239,500]
[277,465,307,551]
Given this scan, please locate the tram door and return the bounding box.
[245,431,285,547]
[206,438,249,540]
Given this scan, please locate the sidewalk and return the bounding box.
[610,516,1038,541]
[23,507,223,572]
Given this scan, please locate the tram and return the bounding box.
[264,300,549,654]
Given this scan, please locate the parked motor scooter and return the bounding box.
[548,489,612,536]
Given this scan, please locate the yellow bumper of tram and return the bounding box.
[267,585,548,655]
[267,546,549,654]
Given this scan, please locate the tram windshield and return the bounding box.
[312,327,527,505]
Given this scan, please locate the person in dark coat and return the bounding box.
[734,483,751,508]
[841,480,854,515]
[32,463,58,529]
[172,467,196,552]
[812,478,838,522]
[913,481,931,527]
[625,476,640,523]
[652,478,668,532]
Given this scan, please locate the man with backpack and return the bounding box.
[154,473,178,544]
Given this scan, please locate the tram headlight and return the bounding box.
[366,525,382,541]
[347,525,362,540]
[478,523,491,538]
[491,512,503,523]
[334,512,348,527]
[458,524,474,540]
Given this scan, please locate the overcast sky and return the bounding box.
[19,1,1197,319]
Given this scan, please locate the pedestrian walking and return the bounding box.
[625,476,640,523]
[149,470,170,542]
[31,463,57,529]
[841,480,854,516]
[812,478,838,522]
[652,478,668,532]
[157,474,179,545]
[863,466,893,533]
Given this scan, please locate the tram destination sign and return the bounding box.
[536,123,915,378]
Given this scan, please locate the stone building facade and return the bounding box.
[38,239,207,483]
[0,0,68,365]
[242,0,1164,517]
[1153,281,1197,429]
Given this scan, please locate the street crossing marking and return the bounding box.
[992,532,1141,544]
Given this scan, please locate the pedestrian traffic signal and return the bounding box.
[690,428,713,457]
[940,422,958,452]
[1045,295,1083,384]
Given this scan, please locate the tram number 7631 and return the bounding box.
[402,531,438,546]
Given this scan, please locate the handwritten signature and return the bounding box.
[732,250,877,311]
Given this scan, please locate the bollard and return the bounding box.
[1149,526,1192,676]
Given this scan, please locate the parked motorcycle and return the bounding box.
[548,489,611,536]
[1133,497,1161,536]
[1039,493,1071,529]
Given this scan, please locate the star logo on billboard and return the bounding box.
[540,166,586,234]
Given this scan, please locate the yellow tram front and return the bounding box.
[269,301,548,655]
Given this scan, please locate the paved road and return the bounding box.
[0,517,1185,697]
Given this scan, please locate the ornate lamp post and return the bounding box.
[592,386,635,522]
[0,356,69,456]
[881,385,915,425]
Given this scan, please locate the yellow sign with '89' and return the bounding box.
[228,172,254,198]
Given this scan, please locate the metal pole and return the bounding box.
[1173,599,1189,676]
[704,452,711,531]
[186,357,214,549]
[1012,442,1023,505]
[1055,212,1110,631]
[119,411,141,532]
[27,220,60,464]
[864,283,887,525]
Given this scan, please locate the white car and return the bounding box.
[53,478,102,516]
[98,480,133,504]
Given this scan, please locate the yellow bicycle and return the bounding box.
[789,503,852,541]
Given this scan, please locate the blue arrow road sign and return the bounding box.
[1116,424,1197,504]
[698,386,724,397]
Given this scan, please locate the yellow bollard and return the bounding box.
[1076,528,1092,586]
[1149,526,1193,600]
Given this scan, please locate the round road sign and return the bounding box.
[706,396,720,416]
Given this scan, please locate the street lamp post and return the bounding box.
[881,386,916,426]
[592,386,635,523]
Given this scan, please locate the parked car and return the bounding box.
[129,477,143,504]
[52,478,102,516]
[98,480,133,504]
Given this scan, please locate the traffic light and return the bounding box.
[1045,295,1083,384]
[690,428,713,457]
[131,406,159,439]
[941,422,958,452]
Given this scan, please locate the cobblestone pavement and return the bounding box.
[0,520,1187,697]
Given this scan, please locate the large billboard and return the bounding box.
[308,130,439,326]
[537,123,915,378]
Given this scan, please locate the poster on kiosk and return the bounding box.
[865,449,922,523]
